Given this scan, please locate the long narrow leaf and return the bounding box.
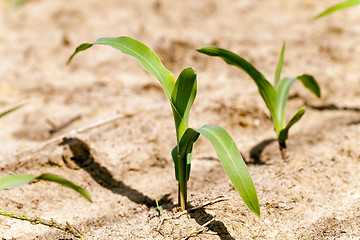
[297,75,321,98]
[36,174,92,202]
[278,107,306,145]
[193,125,260,216]
[275,77,297,132]
[68,36,175,100]
[197,47,278,126]
[171,68,197,140]
[0,104,24,118]
[315,0,360,19]
[274,42,285,89]
[0,174,92,202]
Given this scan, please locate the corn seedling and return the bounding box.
[68,36,259,216]
[315,0,360,19]
[197,43,321,160]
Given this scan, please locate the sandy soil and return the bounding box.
[0,0,360,239]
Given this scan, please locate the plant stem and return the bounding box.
[279,141,288,161]
[0,209,83,238]
[177,154,187,210]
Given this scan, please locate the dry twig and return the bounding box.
[181,216,216,240]
[13,114,131,158]
[0,210,83,238]
[48,114,82,134]
[157,196,230,232]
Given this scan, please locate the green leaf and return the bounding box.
[0,104,24,118]
[197,47,278,128]
[275,75,320,134]
[172,128,200,181]
[193,125,260,216]
[0,174,36,189]
[278,107,306,146]
[68,36,175,100]
[315,0,360,19]
[274,42,285,89]
[297,74,321,98]
[171,68,197,140]
[67,43,93,63]
[0,174,92,202]
[275,77,297,132]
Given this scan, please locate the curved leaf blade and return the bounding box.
[68,36,175,100]
[315,0,360,19]
[193,125,260,216]
[0,174,36,189]
[36,174,92,202]
[197,47,277,125]
[274,42,285,89]
[297,74,321,98]
[67,43,93,64]
[171,68,197,140]
[278,107,306,146]
[0,174,92,202]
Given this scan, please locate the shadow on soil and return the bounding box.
[59,137,174,210]
[247,138,276,165]
[187,204,235,240]
[308,103,360,112]
[307,103,360,125]
[59,138,235,238]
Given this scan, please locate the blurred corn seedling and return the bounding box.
[198,43,321,160]
[315,0,360,19]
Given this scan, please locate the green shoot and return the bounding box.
[0,173,92,202]
[0,104,24,118]
[315,0,360,19]
[68,36,259,216]
[154,197,163,213]
[197,43,321,160]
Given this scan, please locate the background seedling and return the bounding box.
[198,43,321,161]
[68,36,259,216]
[315,0,360,19]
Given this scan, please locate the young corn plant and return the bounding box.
[197,43,321,161]
[315,0,360,19]
[68,36,259,216]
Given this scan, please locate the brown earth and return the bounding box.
[0,0,360,239]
